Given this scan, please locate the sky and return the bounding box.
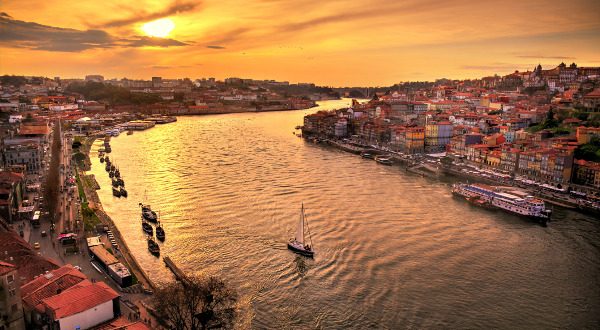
[1,0,600,86]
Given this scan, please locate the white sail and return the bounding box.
[296,205,305,244]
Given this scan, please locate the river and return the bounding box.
[88,99,600,329]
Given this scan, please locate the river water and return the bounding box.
[89,99,600,329]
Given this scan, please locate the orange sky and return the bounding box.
[1,0,599,86]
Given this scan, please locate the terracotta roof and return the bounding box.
[21,264,87,312]
[0,229,60,284]
[18,125,50,136]
[584,88,600,98]
[42,281,119,319]
[0,260,16,275]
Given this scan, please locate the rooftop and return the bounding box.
[42,281,119,319]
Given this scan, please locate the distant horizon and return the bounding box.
[1,60,592,88]
[1,0,599,86]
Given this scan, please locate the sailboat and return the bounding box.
[287,203,314,257]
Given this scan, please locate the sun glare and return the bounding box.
[141,18,175,38]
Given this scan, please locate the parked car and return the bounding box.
[33,242,40,249]
[41,231,47,237]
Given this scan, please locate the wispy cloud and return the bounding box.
[91,0,201,28]
[206,45,225,49]
[0,14,188,52]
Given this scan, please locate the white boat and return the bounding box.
[451,183,551,225]
[287,203,314,257]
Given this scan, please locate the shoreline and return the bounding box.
[320,138,599,216]
[78,135,156,292]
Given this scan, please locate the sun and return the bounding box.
[141,18,175,38]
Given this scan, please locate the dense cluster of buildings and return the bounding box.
[303,63,600,193]
[0,74,319,116]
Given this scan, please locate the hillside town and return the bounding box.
[1,62,600,329]
[302,63,600,208]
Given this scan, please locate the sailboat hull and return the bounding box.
[287,241,314,257]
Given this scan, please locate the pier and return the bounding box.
[163,256,190,285]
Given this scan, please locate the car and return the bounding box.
[41,231,47,237]
[33,242,41,249]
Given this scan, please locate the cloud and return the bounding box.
[0,14,188,52]
[515,54,576,60]
[92,0,201,28]
[206,45,225,49]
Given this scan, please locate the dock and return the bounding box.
[163,256,190,285]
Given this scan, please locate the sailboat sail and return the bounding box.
[296,205,305,244]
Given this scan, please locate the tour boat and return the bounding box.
[147,237,160,256]
[452,183,551,225]
[287,203,315,257]
[156,224,165,241]
[142,221,153,235]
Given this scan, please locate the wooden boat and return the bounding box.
[287,203,315,257]
[100,157,105,163]
[112,187,121,197]
[112,179,119,187]
[139,202,158,222]
[142,221,153,235]
[120,187,127,197]
[156,224,165,241]
[147,237,160,256]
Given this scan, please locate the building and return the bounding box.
[0,171,25,223]
[2,143,43,174]
[572,159,600,189]
[20,265,87,327]
[41,281,120,330]
[151,77,162,88]
[0,261,26,330]
[576,126,600,144]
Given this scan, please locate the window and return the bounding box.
[7,274,14,284]
[9,288,16,297]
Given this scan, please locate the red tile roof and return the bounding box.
[18,125,50,136]
[0,260,16,275]
[0,229,61,281]
[21,264,87,312]
[42,281,119,319]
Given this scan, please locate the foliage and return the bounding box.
[348,89,365,98]
[0,75,28,87]
[574,136,600,162]
[153,276,237,330]
[65,81,162,105]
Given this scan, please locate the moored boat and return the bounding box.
[375,156,393,165]
[156,224,165,241]
[452,183,551,225]
[147,237,160,256]
[112,187,121,197]
[139,203,158,222]
[120,187,127,197]
[142,221,153,235]
[287,203,315,257]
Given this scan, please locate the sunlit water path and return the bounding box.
[89,99,600,328]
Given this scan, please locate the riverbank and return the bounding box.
[320,137,599,215]
[77,138,156,292]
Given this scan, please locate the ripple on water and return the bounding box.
[91,108,600,329]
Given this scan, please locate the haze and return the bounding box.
[1,0,599,85]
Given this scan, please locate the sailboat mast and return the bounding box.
[304,205,314,248]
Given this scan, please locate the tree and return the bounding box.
[152,276,237,330]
